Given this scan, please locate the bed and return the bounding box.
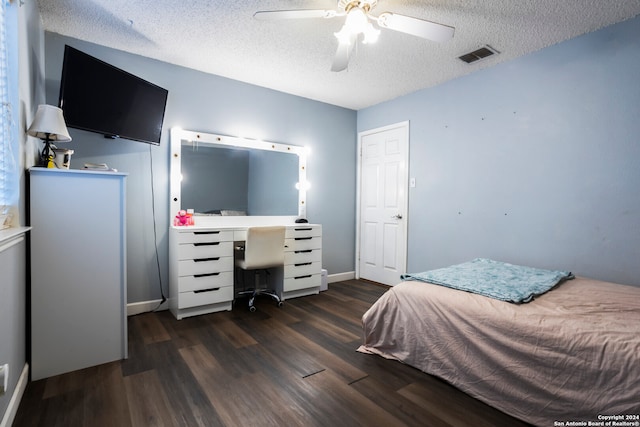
[358,259,640,427]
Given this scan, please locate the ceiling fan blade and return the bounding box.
[331,34,356,72]
[376,12,454,42]
[254,9,337,20]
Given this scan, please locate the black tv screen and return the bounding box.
[58,45,168,145]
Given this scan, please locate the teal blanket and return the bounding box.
[401,258,574,303]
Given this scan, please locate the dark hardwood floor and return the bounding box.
[14,280,532,427]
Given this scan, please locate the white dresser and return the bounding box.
[169,228,235,319]
[281,225,323,299]
[29,168,128,380]
[169,221,322,319]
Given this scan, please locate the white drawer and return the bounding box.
[178,286,234,309]
[284,274,321,292]
[176,230,233,244]
[178,241,233,260]
[284,248,322,265]
[285,236,322,251]
[285,261,321,279]
[179,271,233,292]
[285,226,321,239]
[178,256,233,277]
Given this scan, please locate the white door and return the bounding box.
[357,121,409,286]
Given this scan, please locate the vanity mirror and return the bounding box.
[170,128,308,220]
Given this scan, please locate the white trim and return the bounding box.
[0,363,28,427]
[128,271,356,315]
[328,271,355,283]
[0,226,29,251]
[355,121,410,281]
[127,299,168,316]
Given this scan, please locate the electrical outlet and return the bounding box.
[0,363,8,395]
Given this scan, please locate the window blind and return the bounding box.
[0,0,15,228]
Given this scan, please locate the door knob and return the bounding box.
[392,214,403,219]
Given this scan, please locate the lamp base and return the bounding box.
[39,140,55,168]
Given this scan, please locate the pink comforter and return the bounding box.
[358,276,640,426]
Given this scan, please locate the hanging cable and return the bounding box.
[149,143,167,311]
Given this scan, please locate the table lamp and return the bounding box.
[27,104,72,167]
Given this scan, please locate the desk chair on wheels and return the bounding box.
[235,226,285,312]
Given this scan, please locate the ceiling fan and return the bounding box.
[254,0,455,72]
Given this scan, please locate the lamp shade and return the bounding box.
[27,104,72,142]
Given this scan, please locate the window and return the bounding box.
[0,0,16,229]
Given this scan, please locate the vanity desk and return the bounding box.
[169,128,321,320]
[169,218,322,320]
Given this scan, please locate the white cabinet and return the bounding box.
[169,223,322,318]
[29,168,127,381]
[169,228,235,319]
[282,225,322,300]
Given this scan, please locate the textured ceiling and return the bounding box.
[37,0,640,110]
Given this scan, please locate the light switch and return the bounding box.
[410,178,416,188]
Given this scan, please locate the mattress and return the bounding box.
[358,276,640,426]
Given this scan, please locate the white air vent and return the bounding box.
[459,45,498,64]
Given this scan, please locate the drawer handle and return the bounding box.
[294,227,313,231]
[194,287,220,293]
[194,231,220,235]
[294,262,312,267]
[294,237,313,241]
[194,242,221,246]
[194,257,220,262]
[294,275,312,280]
[194,272,221,278]
[294,250,312,254]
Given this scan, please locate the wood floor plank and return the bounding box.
[14,280,533,427]
[124,369,181,427]
[397,381,531,427]
[42,367,88,399]
[34,389,86,427]
[179,344,313,426]
[330,280,389,304]
[212,318,258,349]
[262,299,361,343]
[136,310,172,345]
[241,315,368,384]
[287,296,366,338]
[82,363,132,427]
[155,310,218,350]
[144,339,224,427]
[350,375,453,427]
[307,289,379,325]
[302,368,406,426]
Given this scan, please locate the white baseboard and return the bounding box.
[327,271,355,283]
[127,272,356,315]
[1,362,29,427]
[127,299,168,316]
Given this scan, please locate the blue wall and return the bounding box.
[44,33,358,304]
[358,16,640,286]
[42,13,640,302]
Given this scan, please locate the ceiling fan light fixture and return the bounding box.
[345,7,368,33]
[361,21,380,44]
[334,25,353,45]
[255,0,453,72]
[334,5,380,45]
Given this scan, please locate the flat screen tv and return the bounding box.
[58,45,169,145]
